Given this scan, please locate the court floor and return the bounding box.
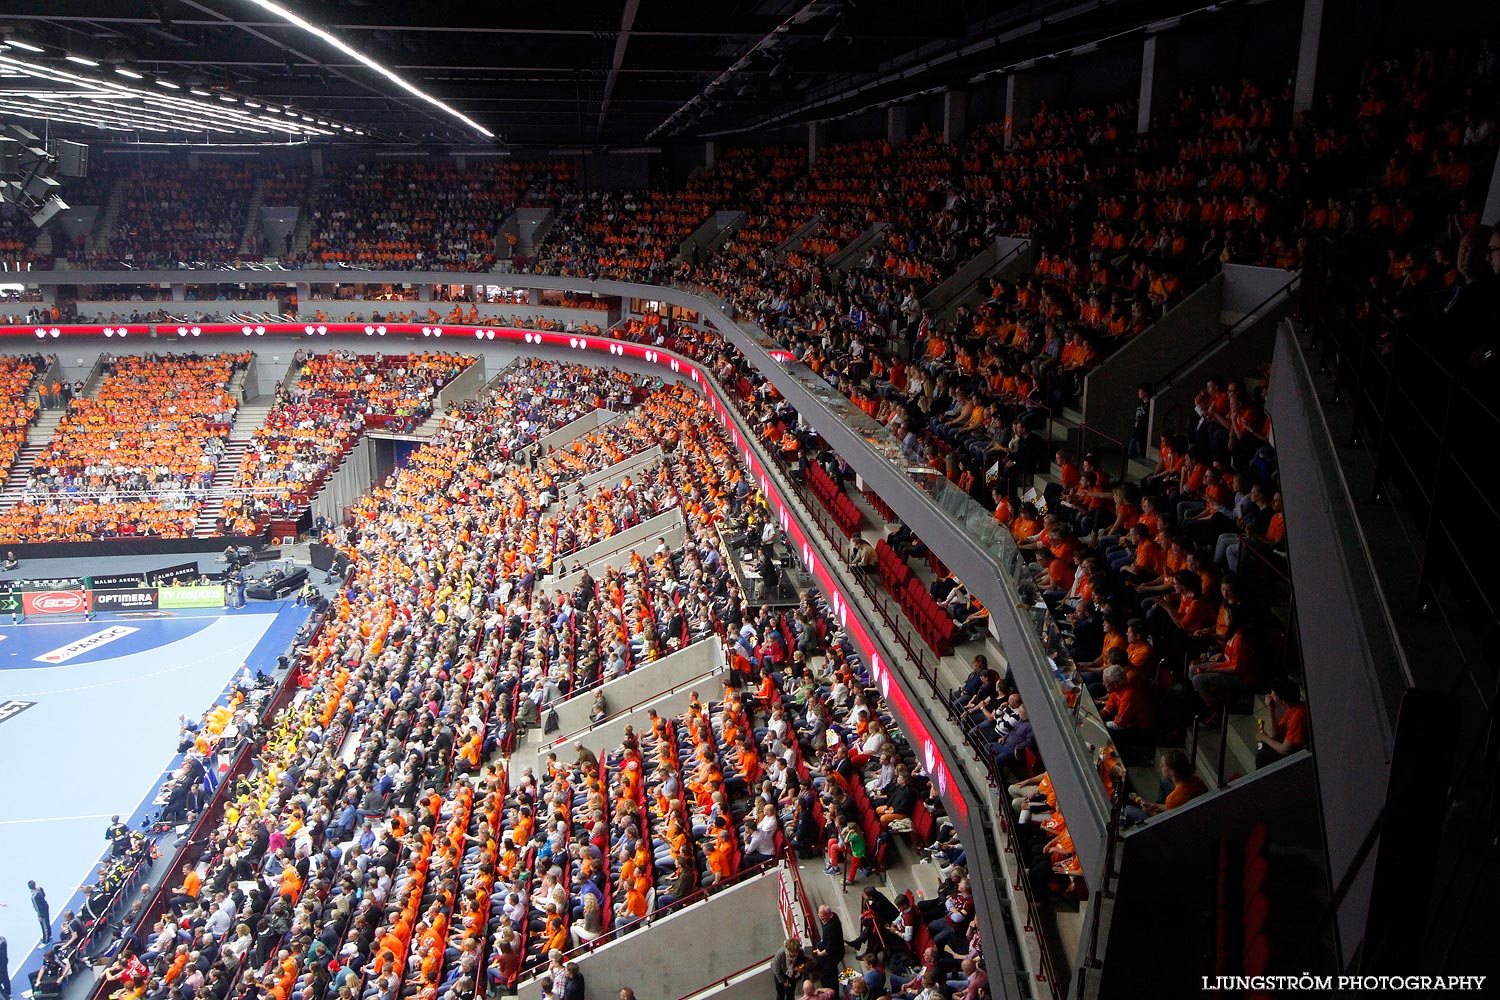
[0,602,309,981]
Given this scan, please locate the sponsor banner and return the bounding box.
[89,572,147,589]
[157,585,226,610]
[22,589,89,616]
[7,577,87,592]
[0,699,36,726]
[0,589,17,615]
[33,625,139,663]
[90,588,160,612]
[148,562,200,585]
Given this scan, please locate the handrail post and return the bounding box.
[1215,709,1230,788]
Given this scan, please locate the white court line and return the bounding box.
[2,635,258,698]
[0,812,117,826]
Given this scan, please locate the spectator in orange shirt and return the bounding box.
[1255,677,1309,768]
[1142,749,1207,815]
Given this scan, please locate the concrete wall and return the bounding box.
[0,336,695,395]
[1220,264,1299,322]
[436,356,487,408]
[543,508,686,592]
[1144,269,1298,447]
[302,298,609,331]
[541,638,723,744]
[1104,754,1325,998]
[1080,272,1224,445]
[52,205,97,248]
[681,961,777,1000]
[515,868,783,1000]
[260,207,299,256]
[542,509,685,599]
[539,641,726,762]
[70,298,281,321]
[561,445,663,500]
[252,353,298,400]
[534,408,618,454]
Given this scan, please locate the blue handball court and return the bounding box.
[0,600,309,982]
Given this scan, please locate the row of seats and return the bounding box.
[873,539,958,656]
[804,462,866,537]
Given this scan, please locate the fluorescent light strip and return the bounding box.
[1,83,274,133]
[6,39,45,53]
[64,54,98,66]
[242,0,489,137]
[3,57,286,128]
[115,66,144,79]
[0,99,155,131]
[0,56,343,135]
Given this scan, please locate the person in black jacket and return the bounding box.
[813,906,845,988]
[846,887,900,957]
[561,963,585,1000]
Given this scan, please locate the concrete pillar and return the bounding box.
[1137,35,1159,133]
[1483,150,1500,226]
[310,149,325,178]
[1003,75,1017,149]
[942,90,968,144]
[170,283,186,302]
[704,141,717,168]
[886,105,908,143]
[454,154,467,170]
[1293,0,1325,116]
[808,121,827,167]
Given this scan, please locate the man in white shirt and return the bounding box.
[742,803,780,867]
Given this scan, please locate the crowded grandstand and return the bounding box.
[0,1,1495,999]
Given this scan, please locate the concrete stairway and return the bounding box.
[85,177,126,255]
[191,439,251,536]
[287,179,326,260]
[237,177,267,256]
[190,367,276,537]
[0,404,67,513]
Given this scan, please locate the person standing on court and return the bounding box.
[28,881,49,944]
[1,933,11,1000]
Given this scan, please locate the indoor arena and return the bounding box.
[0,2,1496,999]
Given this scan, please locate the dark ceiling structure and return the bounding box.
[0,0,1220,149]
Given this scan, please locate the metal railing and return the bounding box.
[672,957,776,1000]
[512,848,790,988]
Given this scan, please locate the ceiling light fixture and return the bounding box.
[0,54,346,137]
[241,0,491,137]
[114,66,144,79]
[156,78,180,89]
[65,54,99,67]
[190,87,212,97]
[5,38,45,54]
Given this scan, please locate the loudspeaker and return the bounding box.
[255,547,283,562]
[30,196,67,228]
[54,139,87,178]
